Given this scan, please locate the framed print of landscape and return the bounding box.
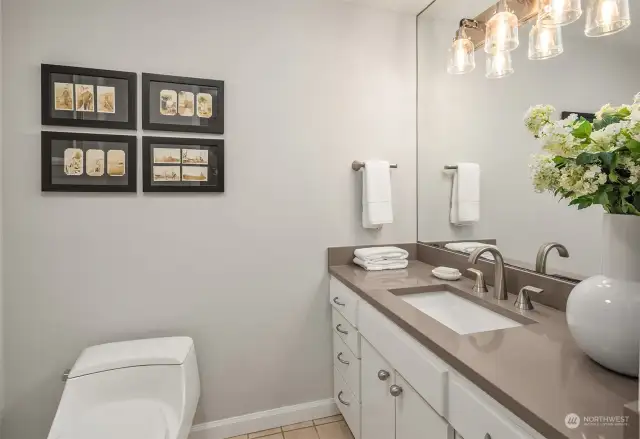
[42,131,137,192]
[142,73,224,134]
[41,64,137,130]
[142,137,224,193]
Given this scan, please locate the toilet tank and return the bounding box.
[49,337,200,439]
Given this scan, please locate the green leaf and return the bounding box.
[627,139,640,155]
[576,152,598,165]
[553,156,567,165]
[633,195,640,212]
[617,107,632,118]
[594,114,622,130]
[572,120,592,139]
[598,151,617,170]
[594,190,609,205]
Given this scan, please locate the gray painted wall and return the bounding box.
[1,0,417,437]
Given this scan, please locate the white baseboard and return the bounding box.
[189,398,339,439]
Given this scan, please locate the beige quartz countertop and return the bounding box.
[329,260,638,439]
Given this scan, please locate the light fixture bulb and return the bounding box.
[585,0,631,37]
[528,20,564,60]
[484,0,519,53]
[447,27,476,74]
[538,0,582,27]
[485,50,514,79]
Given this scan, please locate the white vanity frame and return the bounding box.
[329,275,548,439]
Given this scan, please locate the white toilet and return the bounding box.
[47,337,200,439]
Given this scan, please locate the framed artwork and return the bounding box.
[142,137,224,193]
[42,131,137,192]
[41,64,137,130]
[142,73,224,134]
[561,111,595,122]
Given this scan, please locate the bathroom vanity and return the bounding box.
[328,258,636,439]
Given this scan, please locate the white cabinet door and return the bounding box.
[361,337,395,439]
[395,374,453,439]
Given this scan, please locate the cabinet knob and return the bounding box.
[377,370,390,381]
[389,385,403,397]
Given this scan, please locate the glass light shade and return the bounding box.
[528,22,564,60]
[447,36,476,74]
[486,50,514,79]
[538,0,582,27]
[484,9,519,53]
[585,0,631,37]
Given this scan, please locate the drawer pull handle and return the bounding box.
[389,385,403,397]
[377,370,390,381]
[333,297,346,306]
[337,352,350,365]
[336,324,349,335]
[337,391,351,406]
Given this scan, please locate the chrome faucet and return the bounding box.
[468,246,508,300]
[535,242,569,274]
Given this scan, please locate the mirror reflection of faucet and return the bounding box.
[535,242,570,274]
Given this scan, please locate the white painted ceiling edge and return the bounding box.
[341,0,433,14]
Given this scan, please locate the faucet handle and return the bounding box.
[467,268,488,294]
[514,286,543,310]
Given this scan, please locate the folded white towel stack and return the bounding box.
[450,163,480,226]
[353,246,409,271]
[362,160,393,229]
[444,241,496,261]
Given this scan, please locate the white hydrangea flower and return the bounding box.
[530,154,561,193]
[595,104,616,120]
[634,92,640,105]
[524,105,555,137]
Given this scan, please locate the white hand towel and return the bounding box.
[354,257,408,271]
[450,163,480,226]
[362,160,393,229]
[444,242,496,261]
[354,246,409,262]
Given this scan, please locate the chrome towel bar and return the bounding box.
[352,161,398,171]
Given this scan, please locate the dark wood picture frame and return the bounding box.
[561,111,595,122]
[142,73,224,134]
[42,131,137,192]
[41,64,137,130]
[142,136,224,193]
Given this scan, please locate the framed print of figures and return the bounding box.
[42,131,137,192]
[142,73,224,134]
[41,64,137,130]
[142,137,224,193]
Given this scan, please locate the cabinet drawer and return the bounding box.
[358,300,448,416]
[334,367,361,439]
[448,374,532,439]
[332,308,360,358]
[330,276,360,327]
[333,332,361,401]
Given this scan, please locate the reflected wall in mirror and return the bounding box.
[417,0,638,279]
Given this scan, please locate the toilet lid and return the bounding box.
[58,400,168,439]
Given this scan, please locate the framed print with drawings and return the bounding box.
[41,64,137,130]
[142,137,224,193]
[142,73,224,134]
[42,131,137,192]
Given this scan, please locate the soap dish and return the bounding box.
[432,266,462,281]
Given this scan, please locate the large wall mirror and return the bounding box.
[418,0,638,280]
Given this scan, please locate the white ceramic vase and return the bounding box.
[567,213,640,377]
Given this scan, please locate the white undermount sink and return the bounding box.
[399,289,525,335]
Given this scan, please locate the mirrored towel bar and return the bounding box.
[352,161,398,171]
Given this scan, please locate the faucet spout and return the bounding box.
[468,246,508,300]
[535,242,570,274]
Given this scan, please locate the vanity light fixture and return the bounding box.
[538,0,582,27]
[447,19,479,75]
[486,49,514,79]
[528,19,564,60]
[585,0,631,37]
[484,0,520,53]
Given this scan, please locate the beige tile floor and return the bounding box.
[226,415,354,439]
